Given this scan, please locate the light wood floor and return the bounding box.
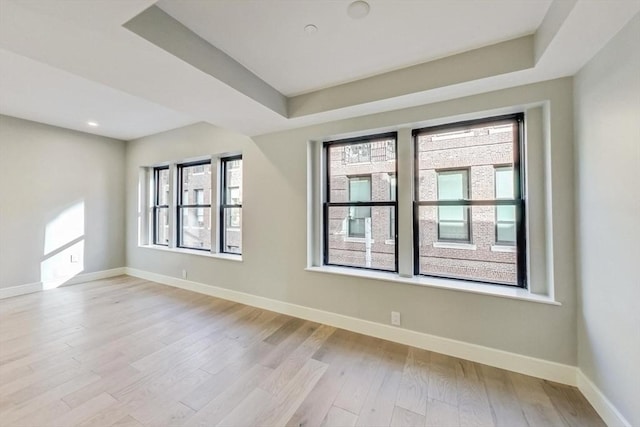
[0,276,604,427]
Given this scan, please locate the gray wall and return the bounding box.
[127,77,578,365]
[0,115,126,289]
[574,14,640,426]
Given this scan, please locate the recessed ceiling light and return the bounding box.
[304,24,318,34]
[347,1,370,19]
[87,121,99,127]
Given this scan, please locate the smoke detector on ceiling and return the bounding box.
[348,1,370,19]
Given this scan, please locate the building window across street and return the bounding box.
[436,169,470,242]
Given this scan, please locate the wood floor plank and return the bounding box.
[0,372,100,425]
[542,380,606,427]
[321,405,358,427]
[333,334,387,415]
[11,397,71,426]
[426,398,460,427]
[284,338,355,427]
[479,364,528,427]
[509,372,566,427]
[356,342,408,427]
[428,351,459,406]
[179,341,274,411]
[51,392,118,427]
[456,371,494,427]
[257,357,329,426]
[0,277,605,427]
[390,406,425,427]
[182,364,274,426]
[395,347,431,416]
[261,324,335,395]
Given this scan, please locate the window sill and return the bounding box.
[305,266,560,306]
[433,242,477,250]
[491,245,517,253]
[138,245,242,262]
[344,237,375,243]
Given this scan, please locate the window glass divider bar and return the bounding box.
[416,200,523,206]
[326,201,397,207]
[323,131,397,147]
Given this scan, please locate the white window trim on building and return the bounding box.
[307,106,558,305]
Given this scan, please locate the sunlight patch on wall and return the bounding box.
[41,201,85,289]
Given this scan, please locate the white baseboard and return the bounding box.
[62,267,127,286]
[0,281,43,299]
[0,267,126,300]
[125,267,577,386]
[577,370,631,427]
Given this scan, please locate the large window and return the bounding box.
[221,156,242,254]
[177,161,211,250]
[324,133,397,271]
[414,114,525,287]
[153,166,170,246]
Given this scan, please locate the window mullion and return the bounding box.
[397,127,413,277]
[168,164,177,248]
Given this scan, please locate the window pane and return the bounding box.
[156,168,170,205]
[225,159,243,204]
[495,167,514,198]
[497,222,516,243]
[417,205,518,285]
[417,123,514,201]
[155,207,169,245]
[496,205,516,244]
[327,206,395,271]
[437,170,468,200]
[438,205,469,241]
[328,140,396,203]
[349,176,371,202]
[389,175,396,239]
[223,207,242,254]
[181,163,211,205]
[179,207,211,249]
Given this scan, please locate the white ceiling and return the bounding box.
[0,0,638,140]
[0,49,196,140]
[157,0,552,96]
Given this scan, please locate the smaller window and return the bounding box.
[389,174,397,239]
[348,176,372,238]
[495,166,516,245]
[437,169,470,242]
[177,161,211,250]
[153,166,170,246]
[221,156,243,254]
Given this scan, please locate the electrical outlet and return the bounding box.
[391,311,401,326]
[182,269,187,279]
